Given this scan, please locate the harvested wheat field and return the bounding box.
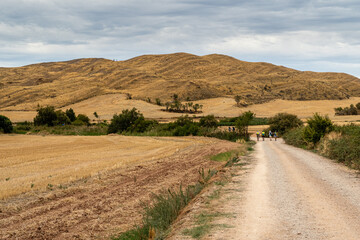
[0,135,239,239]
[2,94,360,124]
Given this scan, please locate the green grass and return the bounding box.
[13,123,108,136]
[182,212,235,239]
[113,169,217,240]
[210,151,236,162]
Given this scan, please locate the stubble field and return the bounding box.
[0,135,239,239]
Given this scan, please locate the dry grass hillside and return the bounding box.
[1,53,360,111]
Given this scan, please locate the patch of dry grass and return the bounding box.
[0,135,211,199]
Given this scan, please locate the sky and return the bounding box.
[1,0,360,77]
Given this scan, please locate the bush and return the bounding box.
[34,106,58,126]
[65,108,76,122]
[303,113,334,146]
[167,115,199,136]
[199,115,218,128]
[283,127,307,148]
[268,113,303,135]
[108,108,144,134]
[72,119,87,126]
[54,110,71,125]
[323,125,360,168]
[76,114,90,126]
[0,115,13,133]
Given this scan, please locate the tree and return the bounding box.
[34,106,57,126]
[155,98,162,106]
[108,108,143,134]
[199,115,218,128]
[193,104,200,112]
[65,108,76,122]
[76,114,90,126]
[93,112,100,123]
[54,110,71,125]
[234,95,241,107]
[0,115,13,133]
[235,111,254,140]
[268,113,303,135]
[356,102,360,111]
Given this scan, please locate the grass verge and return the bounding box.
[112,169,217,240]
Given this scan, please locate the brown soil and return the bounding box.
[0,136,239,240]
[1,53,359,111]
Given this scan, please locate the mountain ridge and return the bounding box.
[1,52,359,110]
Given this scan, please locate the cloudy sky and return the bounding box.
[1,0,360,77]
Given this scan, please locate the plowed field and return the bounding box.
[0,135,239,239]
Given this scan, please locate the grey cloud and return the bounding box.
[0,0,359,77]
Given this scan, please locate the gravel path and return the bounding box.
[210,139,360,240]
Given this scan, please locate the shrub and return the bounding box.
[199,115,218,128]
[65,108,76,122]
[303,113,334,146]
[155,98,162,106]
[34,106,57,126]
[76,114,90,126]
[108,108,143,134]
[283,127,307,148]
[0,115,13,133]
[129,117,157,133]
[72,119,87,126]
[268,113,303,135]
[356,102,360,110]
[54,110,71,125]
[323,125,360,168]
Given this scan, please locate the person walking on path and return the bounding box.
[256,131,260,141]
[262,131,265,141]
[269,130,272,141]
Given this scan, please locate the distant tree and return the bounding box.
[199,115,218,128]
[54,110,71,125]
[172,94,179,102]
[126,93,132,100]
[155,98,162,106]
[65,108,76,122]
[93,111,100,123]
[0,115,13,133]
[235,111,255,140]
[34,106,57,126]
[193,103,200,112]
[76,114,90,126]
[356,102,360,110]
[234,95,241,107]
[268,113,303,135]
[108,108,143,134]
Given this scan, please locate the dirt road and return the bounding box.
[209,139,360,240]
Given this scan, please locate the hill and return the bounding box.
[0,53,360,110]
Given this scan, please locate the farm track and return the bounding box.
[206,139,360,240]
[0,136,239,239]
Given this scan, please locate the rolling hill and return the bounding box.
[1,52,360,111]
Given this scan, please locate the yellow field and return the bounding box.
[0,135,216,199]
[2,94,359,124]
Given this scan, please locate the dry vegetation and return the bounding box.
[1,53,359,111]
[0,135,206,199]
[2,94,360,124]
[0,135,240,239]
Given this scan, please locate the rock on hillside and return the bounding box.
[0,53,359,110]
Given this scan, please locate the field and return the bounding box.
[0,135,239,239]
[1,94,359,124]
